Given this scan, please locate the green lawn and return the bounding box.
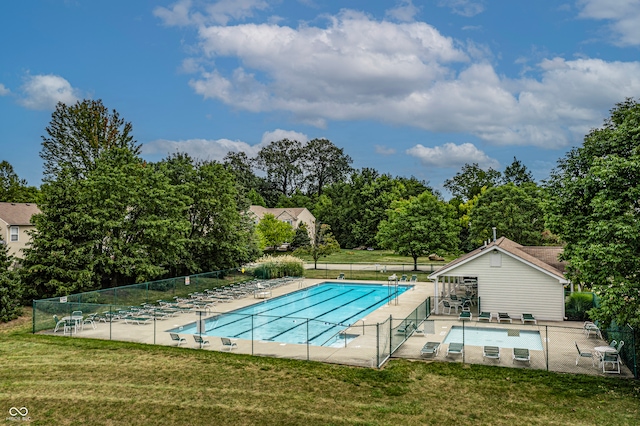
[292,249,454,265]
[1,310,638,425]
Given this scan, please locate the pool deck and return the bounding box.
[42,278,634,377]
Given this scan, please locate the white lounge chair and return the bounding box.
[513,348,530,364]
[446,342,464,357]
[221,337,238,351]
[574,341,594,366]
[602,352,620,374]
[483,346,500,361]
[194,334,210,349]
[170,332,186,347]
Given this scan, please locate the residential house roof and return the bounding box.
[0,202,41,226]
[248,206,309,221]
[429,236,567,282]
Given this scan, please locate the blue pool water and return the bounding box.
[443,326,543,350]
[170,282,410,346]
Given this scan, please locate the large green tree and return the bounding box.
[468,183,545,246]
[376,191,459,270]
[444,163,502,201]
[254,139,305,197]
[502,157,535,186]
[546,98,640,328]
[301,138,353,197]
[41,99,140,180]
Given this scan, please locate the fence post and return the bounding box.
[32,300,35,334]
[251,314,254,356]
[306,319,310,361]
[389,315,393,355]
[545,326,549,371]
[462,321,465,364]
[376,322,380,368]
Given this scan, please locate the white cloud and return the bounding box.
[18,74,81,110]
[438,0,485,17]
[0,83,9,96]
[164,8,640,150]
[141,137,260,161]
[385,0,420,22]
[261,129,308,145]
[406,142,499,169]
[155,0,269,26]
[577,0,640,46]
[375,145,396,155]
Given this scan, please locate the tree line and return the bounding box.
[1,97,639,331]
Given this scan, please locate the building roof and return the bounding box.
[429,236,567,282]
[248,206,309,221]
[0,202,41,226]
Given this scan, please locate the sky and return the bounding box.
[1,0,640,197]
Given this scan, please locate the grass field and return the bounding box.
[1,309,638,425]
[288,249,455,265]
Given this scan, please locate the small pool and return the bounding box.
[443,326,543,350]
[169,282,410,347]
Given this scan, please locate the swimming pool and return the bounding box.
[169,282,410,346]
[443,326,543,350]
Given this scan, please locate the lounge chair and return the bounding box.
[194,334,210,349]
[513,348,530,364]
[396,321,416,335]
[337,273,345,280]
[442,300,454,315]
[82,313,97,330]
[221,337,238,351]
[574,341,594,366]
[170,332,186,347]
[446,342,464,357]
[420,341,441,358]
[483,346,500,361]
[458,311,472,321]
[521,313,537,325]
[409,275,418,283]
[477,312,492,322]
[497,313,512,323]
[53,315,67,333]
[601,352,620,374]
[399,274,408,282]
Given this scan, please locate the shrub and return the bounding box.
[253,254,304,279]
[565,292,594,321]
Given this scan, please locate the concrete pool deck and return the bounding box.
[41,278,634,377]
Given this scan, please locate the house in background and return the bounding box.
[0,202,41,259]
[248,206,316,240]
[429,236,568,321]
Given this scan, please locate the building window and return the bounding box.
[10,226,19,242]
[490,251,501,267]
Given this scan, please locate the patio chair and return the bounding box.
[221,337,238,351]
[82,313,97,330]
[513,348,530,364]
[420,341,441,358]
[583,321,602,339]
[483,346,500,361]
[446,342,464,357]
[193,334,211,349]
[442,300,454,315]
[399,274,408,282]
[601,352,620,374]
[458,311,472,321]
[477,312,492,322]
[53,315,67,333]
[170,332,186,347]
[574,341,594,366]
[497,313,512,323]
[616,340,624,353]
[521,313,537,325]
[337,273,345,280]
[409,275,418,283]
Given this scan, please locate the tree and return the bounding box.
[294,222,340,269]
[0,161,39,202]
[254,139,304,197]
[546,98,640,329]
[41,99,140,180]
[444,163,502,201]
[468,183,545,246]
[290,222,311,250]
[301,138,353,197]
[376,191,459,270]
[0,236,22,322]
[160,153,259,275]
[256,214,294,252]
[503,157,535,186]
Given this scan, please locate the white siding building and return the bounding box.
[429,237,568,321]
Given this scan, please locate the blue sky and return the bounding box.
[1,1,640,196]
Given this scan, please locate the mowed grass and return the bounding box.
[291,249,455,265]
[1,310,638,426]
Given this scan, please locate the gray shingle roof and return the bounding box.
[0,202,40,225]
